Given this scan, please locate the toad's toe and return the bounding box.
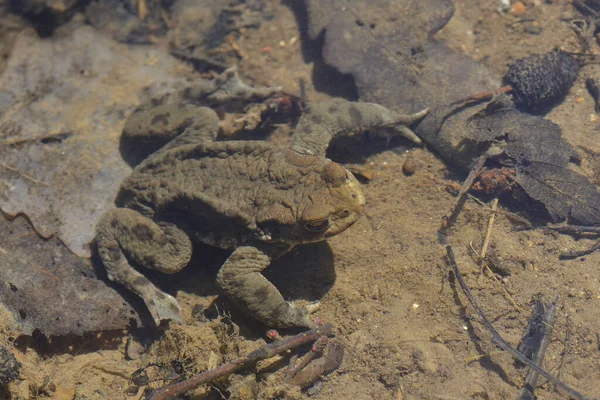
[148,293,184,326]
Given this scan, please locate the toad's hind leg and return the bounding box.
[121,104,220,165]
[95,208,193,325]
[216,244,314,328]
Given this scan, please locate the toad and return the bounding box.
[95,69,428,328]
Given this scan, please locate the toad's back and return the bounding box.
[116,141,329,243]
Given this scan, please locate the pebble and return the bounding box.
[509,1,526,17]
[524,25,542,35]
[402,159,416,176]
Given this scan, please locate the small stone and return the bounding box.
[524,25,542,35]
[402,159,416,176]
[509,2,526,17]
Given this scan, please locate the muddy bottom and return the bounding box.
[2,1,600,399]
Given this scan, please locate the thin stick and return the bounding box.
[482,264,524,313]
[445,246,590,400]
[147,324,334,400]
[448,85,513,107]
[480,198,498,260]
[0,162,49,186]
[559,241,600,259]
[439,155,487,241]
[517,296,558,400]
[286,336,328,380]
[0,132,72,147]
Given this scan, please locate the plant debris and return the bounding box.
[516,296,558,400]
[146,324,338,400]
[445,246,590,400]
[503,50,580,113]
[465,97,600,225]
[0,21,190,258]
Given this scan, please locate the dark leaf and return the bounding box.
[0,214,141,336]
[517,162,600,225]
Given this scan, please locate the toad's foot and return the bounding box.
[185,67,282,105]
[216,244,317,328]
[291,101,429,157]
[374,107,430,145]
[151,292,185,325]
[303,300,321,314]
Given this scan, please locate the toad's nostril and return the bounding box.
[342,210,350,217]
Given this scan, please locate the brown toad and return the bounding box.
[95,69,427,328]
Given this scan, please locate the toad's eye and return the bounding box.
[345,171,350,181]
[304,219,330,232]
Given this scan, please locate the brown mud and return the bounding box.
[1,1,600,399]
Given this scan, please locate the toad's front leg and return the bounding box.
[216,244,314,328]
[291,101,429,157]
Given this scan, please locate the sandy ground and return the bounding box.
[2,1,600,399]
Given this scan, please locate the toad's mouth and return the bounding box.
[324,209,363,238]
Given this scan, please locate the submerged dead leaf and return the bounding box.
[0,214,141,336]
[467,100,600,225]
[304,0,600,226]
[0,22,190,257]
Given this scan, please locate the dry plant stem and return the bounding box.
[480,198,498,260]
[560,241,600,259]
[482,264,524,313]
[546,224,600,258]
[517,296,558,400]
[286,336,328,380]
[448,85,513,107]
[147,324,334,400]
[445,246,590,400]
[439,155,487,241]
[573,0,600,18]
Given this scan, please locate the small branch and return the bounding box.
[147,324,334,400]
[546,224,600,259]
[445,246,590,400]
[480,198,498,260]
[516,296,558,400]
[0,162,49,186]
[439,154,487,241]
[448,85,513,108]
[286,336,328,380]
[0,132,72,147]
[559,241,600,259]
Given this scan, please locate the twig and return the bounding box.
[445,246,590,400]
[448,85,513,108]
[480,198,498,260]
[0,162,49,186]
[439,154,487,241]
[559,241,600,259]
[557,315,572,383]
[517,296,558,400]
[573,0,600,19]
[0,132,72,146]
[286,336,328,380]
[546,224,600,258]
[147,324,334,400]
[482,264,524,313]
